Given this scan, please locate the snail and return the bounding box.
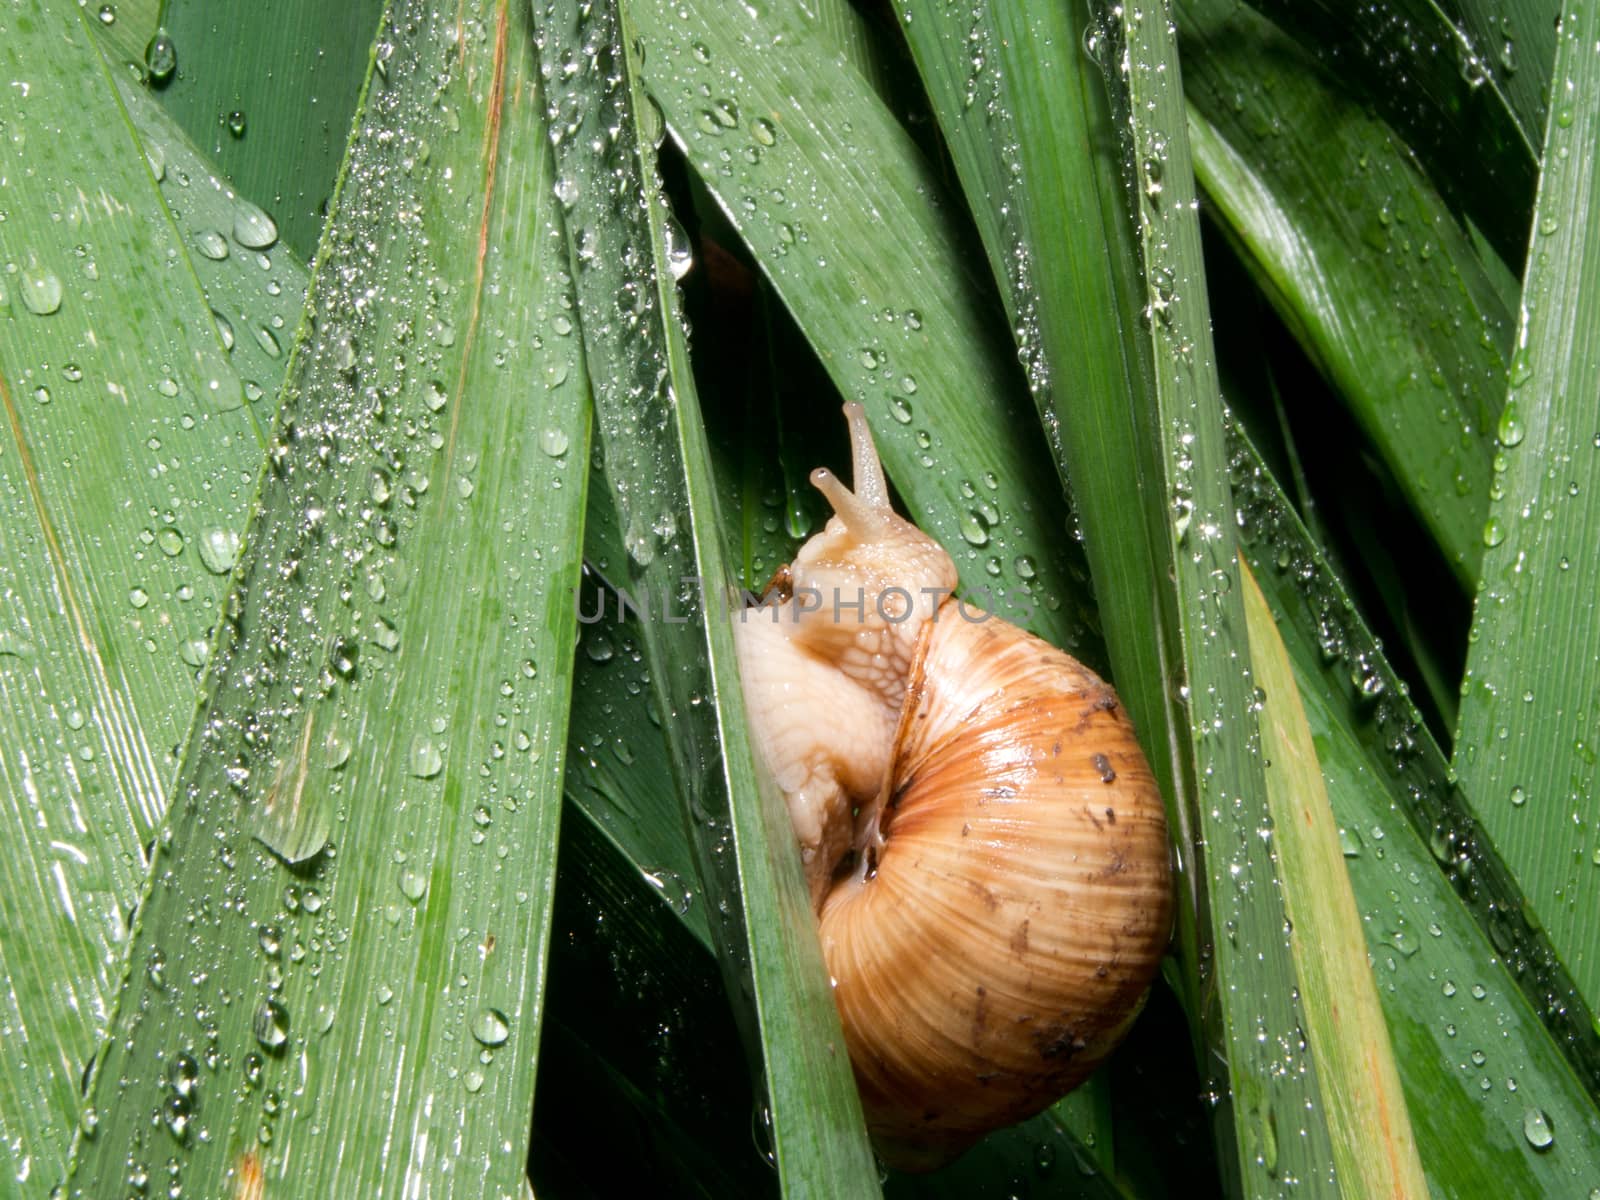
[733,403,1173,1170]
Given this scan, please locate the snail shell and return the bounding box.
[734,404,1172,1170]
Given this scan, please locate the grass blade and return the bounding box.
[87,0,158,79]
[1180,0,1513,585]
[1231,416,1600,1194]
[895,0,1354,1187]
[115,74,309,410]
[532,2,880,1190]
[153,0,386,259]
[69,1,590,1193]
[1455,0,1600,1012]
[0,4,263,1186]
[1244,0,1541,269]
[534,806,773,1199]
[625,0,1102,662]
[1239,558,1427,1198]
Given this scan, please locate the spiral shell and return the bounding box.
[818,606,1172,1169]
[734,403,1172,1169]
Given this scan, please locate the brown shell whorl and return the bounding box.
[817,604,1173,1170]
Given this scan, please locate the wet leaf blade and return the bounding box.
[0,4,264,1186]
[535,2,881,1191]
[1455,0,1600,1012]
[87,0,159,75]
[1239,558,1428,1199]
[1242,0,1542,269]
[1230,415,1600,1195]
[70,2,591,1194]
[116,73,310,409]
[896,1,1351,1189]
[154,0,387,259]
[1180,0,1512,585]
[628,0,1105,667]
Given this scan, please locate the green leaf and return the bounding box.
[1455,0,1600,1013]
[566,569,712,948]
[532,1,880,1190]
[894,0,1356,1187]
[0,4,261,1186]
[534,804,775,1199]
[87,0,159,80]
[1230,416,1600,1196]
[1180,0,1513,585]
[68,1,590,1194]
[1243,0,1543,269]
[626,0,1103,664]
[152,0,387,259]
[115,73,309,410]
[1240,557,1428,1198]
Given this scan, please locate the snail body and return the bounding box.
[733,404,1172,1170]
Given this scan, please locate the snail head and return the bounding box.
[777,404,958,711]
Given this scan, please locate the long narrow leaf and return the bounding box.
[114,75,309,422]
[0,4,262,1187]
[1240,558,1427,1198]
[531,2,881,1190]
[1180,0,1513,585]
[1455,0,1600,1012]
[1230,416,1600,1195]
[69,1,590,1194]
[153,0,386,259]
[1243,0,1541,269]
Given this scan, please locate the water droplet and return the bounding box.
[258,925,282,958]
[144,31,177,83]
[169,1052,200,1098]
[1510,784,1526,807]
[409,735,444,778]
[253,998,290,1052]
[540,428,569,457]
[960,511,990,547]
[751,117,777,145]
[232,201,278,250]
[128,586,149,609]
[225,110,247,138]
[332,331,358,373]
[194,229,230,261]
[32,385,50,405]
[471,1007,510,1047]
[162,1094,191,1142]
[663,214,694,281]
[1497,401,1525,447]
[20,264,63,316]
[1482,517,1505,548]
[1522,1106,1554,1150]
[1338,825,1364,857]
[398,865,428,902]
[198,527,241,574]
